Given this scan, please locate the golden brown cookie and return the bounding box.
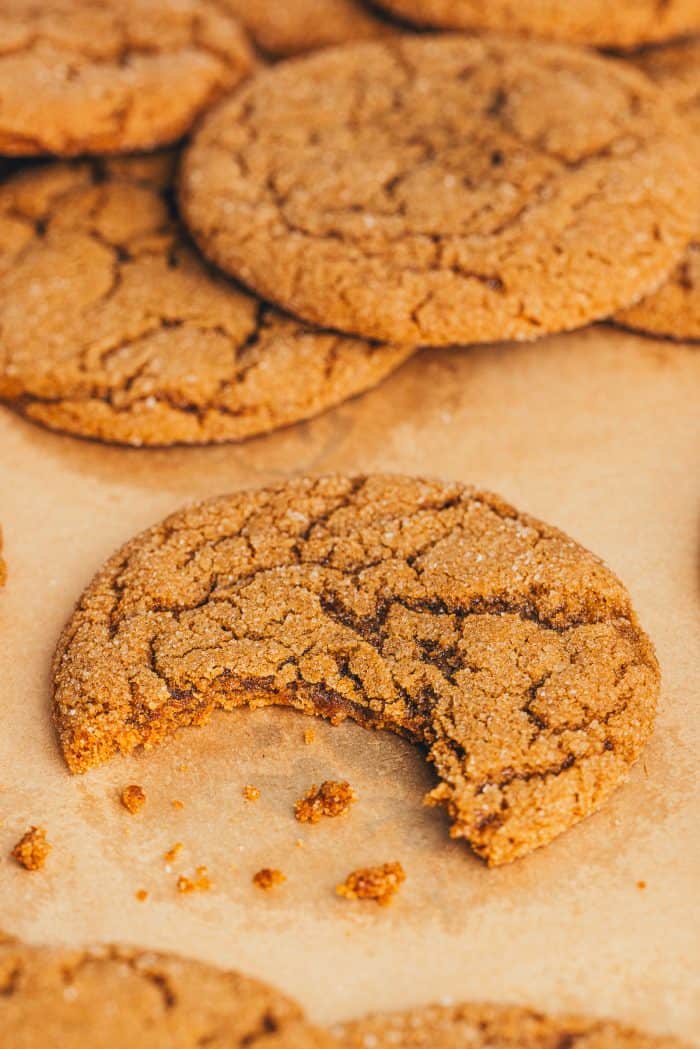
[335,1002,692,1049]
[0,155,414,446]
[180,36,699,347]
[614,39,700,341]
[53,475,659,867]
[0,940,335,1049]
[0,1,253,156]
[370,0,700,49]
[221,0,392,58]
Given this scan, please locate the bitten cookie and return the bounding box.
[0,155,414,446]
[369,1,700,49]
[180,35,699,347]
[221,0,392,58]
[53,475,659,867]
[0,940,335,1049]
[615,39,700,341]
[336,1002,691,1049]
[0,1,253,156]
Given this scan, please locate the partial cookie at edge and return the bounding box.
[369,0,700,49]
[0,155,415,446]
[335,1001,692,1049]
[221,0,394,58]
[0,0,254,156]
[180,35,699,347]
[52,474,659,866]
[0,940,336,1049]
[614,38,700,341]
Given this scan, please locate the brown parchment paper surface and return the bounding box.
[0,326,698,1040]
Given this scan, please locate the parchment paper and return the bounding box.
[1,325,698,1040]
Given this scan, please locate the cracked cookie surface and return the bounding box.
[221,0,392,58]
[335,1002,691,1049]
[0,155,414,446]
[0,940,334,1049]
[370,0,700,49]
[180,35,699,346]
[615,39,700,341]
[0,0,253,156]
[53,474,659,866]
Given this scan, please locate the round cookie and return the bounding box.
[369,1,700,49]
[221,0,393,59]
[53,474,660,867]
[336,1002,691,1049]
[0,1,253,156]
[0,156,414,447]
[0,940,335,1049]
[180,36,700,347]
[614,39,700,341]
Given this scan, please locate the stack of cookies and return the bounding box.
[0,0,698,448]
[1,2,699,1047]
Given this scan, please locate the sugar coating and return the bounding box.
[0,155,414,446]
[0,0,253,156]
[180,35,700,347]
[52,474,659,867]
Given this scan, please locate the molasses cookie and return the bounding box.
[615,38,700,341]
[53,474,659,867]
[180,36,699,346]
[0,155,414,446]
[0,940,335,1049]
[0,1,253,156]
[369,1,700,49]
[222,0,392,59]
[336,1002,691,1049]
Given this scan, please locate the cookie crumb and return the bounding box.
[11,826,51,871]
[120,784,146,814]
[171,799,184,810]
[135,889,148,902]
[177,866,212,894]
[637,879,647,890]
[164,842,183,863]
[253,868,286,890]
[295,780,356,823]
[243,785,260,802]
[304,728,316,745]
[336,862,405,906]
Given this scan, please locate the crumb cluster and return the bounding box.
[177,866,212,894]
[295,780,356,824]
[336,862,406,906]
[253,868,286,890]
[120,784,146,815]
[11,826,51,871]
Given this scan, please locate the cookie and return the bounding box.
[335,1002,691,1049]
[614,39,700,341]
[369,1,700,49]
[53,474,659,867]
[180,36,699,347]
[221,0,392,59]
[0,1,253,156]
[0,155,413,447]
[0,940,335,1048]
